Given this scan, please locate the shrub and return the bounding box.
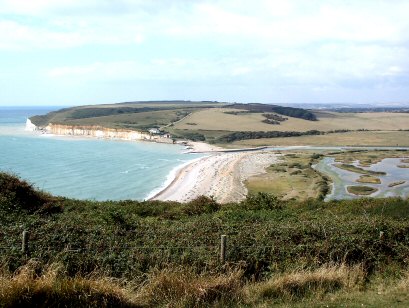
[242,192,282,210]
[183,196,220,215]
[0,172,59,213]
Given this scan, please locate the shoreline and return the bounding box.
[151,150,280,203]
[145,154,207,200]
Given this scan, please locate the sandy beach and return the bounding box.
[152,150,279,203]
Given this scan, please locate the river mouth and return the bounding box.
[315,157,409,200]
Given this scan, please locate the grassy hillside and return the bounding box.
[226,131,409,148]
[170,107,409,145]
[30,101,225,130]
[173,108,409,132]
[2,172,409,306]
[30,101,409,145]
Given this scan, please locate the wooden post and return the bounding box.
[22,230,29,254]
[220,235,227,263]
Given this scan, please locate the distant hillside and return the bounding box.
[30,101,225,130]
[225,103,317,121]
[28,101,409,144]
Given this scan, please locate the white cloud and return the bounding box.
[2,0,409,104]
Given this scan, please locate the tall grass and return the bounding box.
[134,267,243,307]
[0,260,135,307]
[0,261,373,307]
[244,264,365,303]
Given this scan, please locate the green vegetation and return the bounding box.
[356,175,381,184]
[30,101,224,133]
[347,185,378,196]
[226,103,317,121]
[30,101,409,146]
[389,181,406,187]
[262,113,288,125]
[3,172,409,306]
[226,131,409,148]
[172,131,206,141]
[216,129,323,143]
[335,163,387,176]
[398,164,409,168]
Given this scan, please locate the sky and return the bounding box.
[0,0,408,106]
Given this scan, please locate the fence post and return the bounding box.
[220,235,227,263]
[22,230,29,254]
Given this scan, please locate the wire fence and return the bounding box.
[5,230,252,263]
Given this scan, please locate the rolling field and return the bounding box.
[49,109,189,130]
[174,108,409,132]
[226,131,409,148]
[30,101,224,129]
[30,102,409,147]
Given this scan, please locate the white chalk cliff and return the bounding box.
[26,121,173,143]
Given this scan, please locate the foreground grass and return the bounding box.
[2,261,409,307]
[2,172,409,306]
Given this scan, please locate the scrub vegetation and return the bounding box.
[2,172,409,306]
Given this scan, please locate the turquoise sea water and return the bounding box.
[0,107,197,201]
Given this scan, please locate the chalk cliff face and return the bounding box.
[26,121,173,143]
[25,119,37,131]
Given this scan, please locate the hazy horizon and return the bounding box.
[1,0,408,106]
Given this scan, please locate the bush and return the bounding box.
[0,172,59,213]
[242,192,282,210]
[183,196,220,215]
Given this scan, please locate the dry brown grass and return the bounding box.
[243,264,365,304]
[228,131,409,147]
[0,260,136,307]
[174,108,409,133]
[0,261,379,307]
[134,267,243,307]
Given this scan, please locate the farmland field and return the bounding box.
[226,131,409,148]
[174,108,409,132]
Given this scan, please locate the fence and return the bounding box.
[18,230,231,263]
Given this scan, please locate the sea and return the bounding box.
[0,106,199,201]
